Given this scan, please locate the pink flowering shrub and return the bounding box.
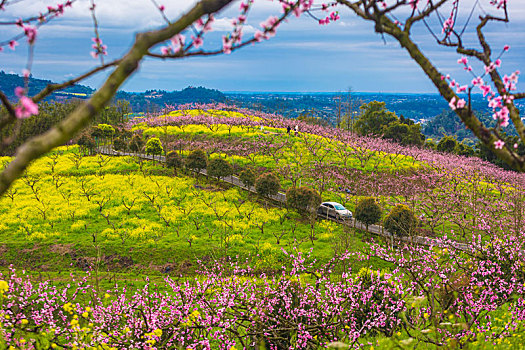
[3,225,525,349]
[0,252,405,349]
[368,229,525,347]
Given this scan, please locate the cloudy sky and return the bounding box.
[1,0,524,93]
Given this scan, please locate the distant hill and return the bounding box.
[0,71,94,101]
[116,86,227,112]
[4,72,524,135]
[0,72,226,112]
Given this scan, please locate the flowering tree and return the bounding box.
[2,233,525,348]
[333,0,523,170]
[0,253,404,349]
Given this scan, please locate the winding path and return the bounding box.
[100,147,471,252]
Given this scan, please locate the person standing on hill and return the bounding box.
[294,125,298,136]
[286,125,291,134]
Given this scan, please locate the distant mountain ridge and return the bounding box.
[0,71,94,101]
[115,86,226,112]
[4,72,524,131]
[0,72,226,112]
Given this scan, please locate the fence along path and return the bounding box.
[100,148,471,252]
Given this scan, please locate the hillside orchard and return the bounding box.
[0,0,524,347]
[0,105,525,348]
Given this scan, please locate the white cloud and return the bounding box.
[4,0,215,32]
[3,0,262,41]
[4,0,524,32]
[371,0,525,21]
[32,58,92,67]
[270,40,386,52]
[212,17,256,33]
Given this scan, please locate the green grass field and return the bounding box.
[0,146,389,278]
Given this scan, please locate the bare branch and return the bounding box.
[0,59,120,135]
[0,1,77,47]
[0,91,16,119]
[0,91,17,135]
[148,1,293,60]
[456,46,485,62]
[404,0,447,32]
[336,0,524,171]
[147,39,256,59]
[0,1,77,26]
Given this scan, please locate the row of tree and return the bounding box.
[173,148,420,237]
[425,133,525,170]
[113,134,421,237]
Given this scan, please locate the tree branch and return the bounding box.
[148,1,294,60]
[336,1,524,171]
[0,0,235,196]
[0,60,121,135]
[475,14,525,145]
[147,42,255,59]
[0,90,16,119]
[404,0,447,33]
[0,91,17,132]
